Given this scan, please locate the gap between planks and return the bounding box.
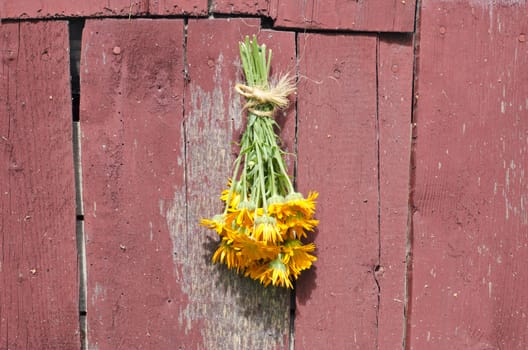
[69,19,88,350]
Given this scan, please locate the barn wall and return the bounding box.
[1,1,527,349]
[409,1,528,349]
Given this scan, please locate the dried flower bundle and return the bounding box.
[201,36,319,288]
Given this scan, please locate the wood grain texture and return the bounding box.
[211,0,271,16]
[80,19,187,349]
[377,35,414,350]
[0,21,79,349]
[0,0,148,19]
[273,0,416,33]
[185,18,295,349]
[295,33,379,349]
[409,2,528,349]
[148,0,207,16]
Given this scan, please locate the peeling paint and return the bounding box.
[149,221,153,241]
[164,48,289,348]
[92,283,106,306]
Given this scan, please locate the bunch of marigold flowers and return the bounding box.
[200,36,319,289]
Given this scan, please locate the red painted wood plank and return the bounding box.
[377,35,414,350]
[0,21,79,349]
[148,0,207,15]
[185,18,294,348]
[295,33,379,349]
[211,0,271,16]
[273,0,416,33]
[80,19,187,349]
[0,0,148,19]
[409,2,528,349]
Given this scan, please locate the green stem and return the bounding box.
[274,152,294,194]
[224,154,243,214]
[242,154,248,201]
[255,141,268,211]
[269,154,277,197]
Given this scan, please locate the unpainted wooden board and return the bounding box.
[377,34,414,350]
[185,18,294,349]
[295,33,379,349]
[80,19,187,349]
[0,21,79,349]
[409,2,528,349]
[273,0,416,33]
[0,0,148,19]
[148,0,207,15]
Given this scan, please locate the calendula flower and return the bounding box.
[281,215,319,240]
[235,200,256,228]
[232,234,280,262]
[271,192,318,219]
[200,214,227,236]
[268,258,294,289]
[212,237,243,271]
[253,215,283,243]
[200,36,319,289]
[281,240,317,278]
[244,259,293,288]
[220,184,241,209]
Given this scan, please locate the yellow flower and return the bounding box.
[282,216,319,240]
[231,233,280,262]
[244,262,271,285]
[253,215,284,243]
[200,214,228,236]
[285,191,319,218]
[212,237,243,271]
[245,258,293,289]
[281,240,317,278]
[267,258,293,289]
[269,192,318,225]
[220,185,241,209]
[269,259,293,289]
[235,200,256,228]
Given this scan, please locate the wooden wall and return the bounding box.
[1,1,527,349]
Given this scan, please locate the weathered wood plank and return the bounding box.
[273,0,416,33]
[211,0,271,16]
[80,19,187,349]
[148,0,207,16]
[185,18,294,349]
[295,33,379,349]
[0,0,148,19]
[0,21,79,349]
[409,2,528,349]
[377,34,414,350]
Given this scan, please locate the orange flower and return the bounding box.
[212,237,243,271]
[200,214,228,236]
[253,215,284,243]
[281,240,317,278]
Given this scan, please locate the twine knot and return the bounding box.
[235,75,296,117]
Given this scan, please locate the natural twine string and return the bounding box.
[235,75,296,117]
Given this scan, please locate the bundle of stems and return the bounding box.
[201,36,318,289]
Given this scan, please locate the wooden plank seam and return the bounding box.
[403,3,420,347]
[69,19,88,350]
[404,7,421,347]
[374,33,382,350]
